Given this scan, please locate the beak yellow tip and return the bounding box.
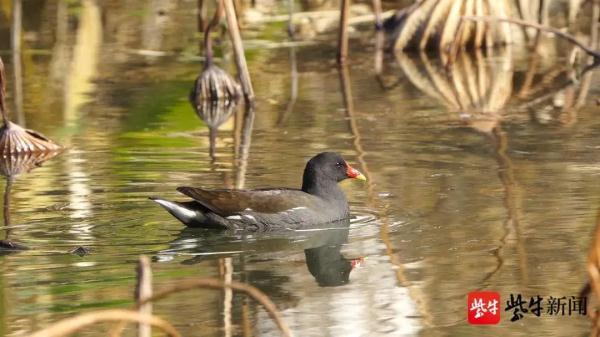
[356,173,367,181]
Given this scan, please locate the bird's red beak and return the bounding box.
[345,162,367,181]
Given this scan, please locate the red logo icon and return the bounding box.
[468,291,501,325]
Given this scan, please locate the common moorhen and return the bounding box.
[150,152,366,231]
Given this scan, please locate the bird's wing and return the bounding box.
[176,187,318,216]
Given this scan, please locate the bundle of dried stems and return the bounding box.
[190,0,241,106]
[0,57,61,155]
[387,0,512,52]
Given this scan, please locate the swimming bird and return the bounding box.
[150,152,366,231]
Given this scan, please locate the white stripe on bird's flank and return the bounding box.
[243,214,256,221]
[280,206,307,215]
[227,215,242,220]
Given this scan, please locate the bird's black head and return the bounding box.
[301,152,365,193]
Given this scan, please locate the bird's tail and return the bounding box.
[149,197,207,227]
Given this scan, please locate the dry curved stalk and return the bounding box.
[136,256,153,337]
[152,279,292,337]
[29,309,181,337]
[0,57,61,155]
[110,278,293,337]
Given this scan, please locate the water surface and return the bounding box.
[0,1,599,336]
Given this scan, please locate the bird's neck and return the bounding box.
[302,179,347,203]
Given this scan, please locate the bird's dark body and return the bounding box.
[150,152,362,231]
[151,187,349,231]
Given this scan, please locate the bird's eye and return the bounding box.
[335,162,343,167]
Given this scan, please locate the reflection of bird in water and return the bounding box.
[305,246,356,287]
[156,219,364,287]
[303,220,364,287]
[156,226,302,309]
[0,57,61,154]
